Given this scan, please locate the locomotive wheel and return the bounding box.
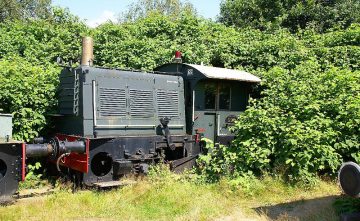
[339,162,360,197]
[91,152,112,177]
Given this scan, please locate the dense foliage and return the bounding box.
[0,3,359,181]
[119,0,196,22]
[0,0,52,22]
[0,58,58,140]
[0,7,87,140]
[198,61,360,183]
[219,0,360,32]
[197,24,360,183]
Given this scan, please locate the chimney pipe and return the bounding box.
[81,36,94,66]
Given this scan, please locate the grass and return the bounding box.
[0,169,341,221]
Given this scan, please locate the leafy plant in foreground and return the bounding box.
[198,61,360,183]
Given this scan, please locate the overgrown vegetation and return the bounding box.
[0,0,52,22]
[219,0,360,32]
[0,59,58,140]
[119,0,197,22]
[0,0,359,184]
[0,7,86,140]
[198,61,360,184]
[0,166,341,220]
[19,162,49,190]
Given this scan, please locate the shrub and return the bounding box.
[198,61,360,183]
[0,58,59,140]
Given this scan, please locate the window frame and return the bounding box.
[199,81,232,111]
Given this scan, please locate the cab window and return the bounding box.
[218,86,230,110]
[204,84,216,109]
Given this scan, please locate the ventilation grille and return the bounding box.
[99,88,126,117]
[130,89,154,118]
[59,71,79,115]
[157,90,179,118]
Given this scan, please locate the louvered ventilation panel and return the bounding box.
[157,90,179,118]
[59,71,79,115]
[99,88,126,117]
[130,89,154,118]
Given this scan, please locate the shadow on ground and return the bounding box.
[254,195,340,221]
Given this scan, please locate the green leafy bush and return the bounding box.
[0,58,59,140]
[19,162,45,190]
[0,7,87,66]
[219,0,360,32]
[198,61,360,183]
[0,7,87,141]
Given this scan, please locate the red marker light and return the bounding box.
[173,51,183,63]
[175,51,182,59]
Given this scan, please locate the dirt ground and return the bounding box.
[218,195,339,221]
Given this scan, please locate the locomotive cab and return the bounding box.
[193,79,251,144]
[155,63,261,145]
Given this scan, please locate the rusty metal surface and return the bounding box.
[0,138,22,144]
[170,155,198,173]
[81,36,94,66]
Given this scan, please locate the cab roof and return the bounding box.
[155,63,261,83]
[184,64,261,83]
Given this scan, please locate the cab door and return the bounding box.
[194,112,216,141]
[193,81,217,141]
[193,80,236,143]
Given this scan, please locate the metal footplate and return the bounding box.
[170,155,199,173]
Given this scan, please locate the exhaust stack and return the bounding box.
[81,36,94,66]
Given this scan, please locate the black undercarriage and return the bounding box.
[82,135,200,186]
